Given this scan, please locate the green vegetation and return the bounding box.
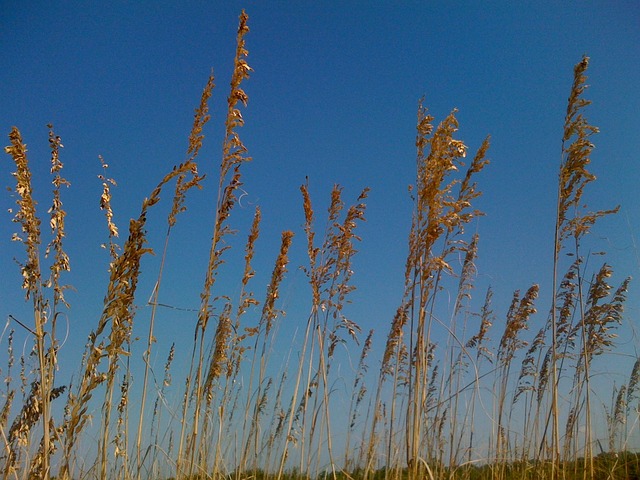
[1,11,635,480]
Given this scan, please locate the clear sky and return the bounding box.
[1,0,640,464]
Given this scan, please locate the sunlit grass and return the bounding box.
[1,10,636,480]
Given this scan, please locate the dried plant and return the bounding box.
[178,11,252,479]
[98,156,120,261]
[278,183,368,480]
[135,71,208,480]
[1,24,634,480]
[493,285,538,472]
[344,329,374,470]
[4,125,72,480]
[57,160,200,480]
[241,229,293,473]
[545,57,623,477]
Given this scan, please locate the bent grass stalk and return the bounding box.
[135,73,210,480]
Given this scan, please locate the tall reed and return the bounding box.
[3,124,71,480]
[176,10,252,479]
[134,71,210,479]
[365,100,489,480]
[543,56,625,480]
[277,182,369,480]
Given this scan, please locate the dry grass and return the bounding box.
[1,10,635,480]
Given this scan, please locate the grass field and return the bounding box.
[1,11,637,480]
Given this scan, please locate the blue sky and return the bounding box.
[1,1,640,462]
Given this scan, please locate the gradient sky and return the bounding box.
[1,1,640,456]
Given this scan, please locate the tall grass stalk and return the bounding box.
[135,73,210,480]
[405,103,488,479]
[544,56,624,480]
[95,161,202,480]
[241,228,293,475]
[276,183,368,480]
[176,10,251,479]
[3,124,70,480]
